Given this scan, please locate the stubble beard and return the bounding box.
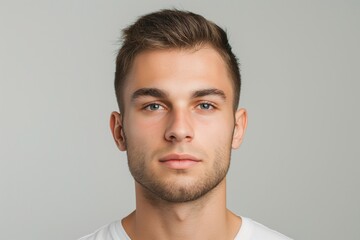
[125,142,232,203]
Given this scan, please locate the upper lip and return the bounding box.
[159,153,201,162]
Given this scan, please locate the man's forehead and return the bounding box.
[126,47,230,85]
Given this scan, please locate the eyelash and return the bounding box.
[197,102,215,110]
[143,103,165,111]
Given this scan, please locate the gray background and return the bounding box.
[0,0,359,239]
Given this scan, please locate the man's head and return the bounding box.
[114,9,241,114]
[110,9,247,203]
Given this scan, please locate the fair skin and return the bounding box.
[110,46,247,240]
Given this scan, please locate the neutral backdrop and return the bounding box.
[1,0,359,239]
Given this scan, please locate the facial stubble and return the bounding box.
[123,131,233,203]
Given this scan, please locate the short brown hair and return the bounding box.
[114,9,241,113]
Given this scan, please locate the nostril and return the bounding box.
[165,131,180,142]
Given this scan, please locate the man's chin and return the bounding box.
[138,178,223,203]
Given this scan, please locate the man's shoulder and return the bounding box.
[237,217,293,240]
[78,220,128,240]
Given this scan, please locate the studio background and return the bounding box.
[0,0,359,239]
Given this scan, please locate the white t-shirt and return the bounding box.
[78,217,292,240]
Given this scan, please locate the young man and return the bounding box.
[79,9,292,240]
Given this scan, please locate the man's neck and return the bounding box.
[122,180,242,240]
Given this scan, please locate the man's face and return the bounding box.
[111,46,246,203]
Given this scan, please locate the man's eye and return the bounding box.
[198,103,214,110]
[144,103,163,111]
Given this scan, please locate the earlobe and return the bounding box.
[110,111,127,151]
[232,108,247,149]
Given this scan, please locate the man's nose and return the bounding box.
[164,109,194,143]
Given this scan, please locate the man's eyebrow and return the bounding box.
[131,88,168,101]
[191,88,226,100]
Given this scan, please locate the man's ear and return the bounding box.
[232,108,248,149]
[110,111,127,151]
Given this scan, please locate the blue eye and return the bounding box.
[145,103,163,111]
[198,103,213,110]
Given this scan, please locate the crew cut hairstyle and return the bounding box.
[114,9,241,114]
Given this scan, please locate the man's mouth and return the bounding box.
[159,153,201,169]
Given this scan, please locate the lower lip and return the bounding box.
[161,160,199,169]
